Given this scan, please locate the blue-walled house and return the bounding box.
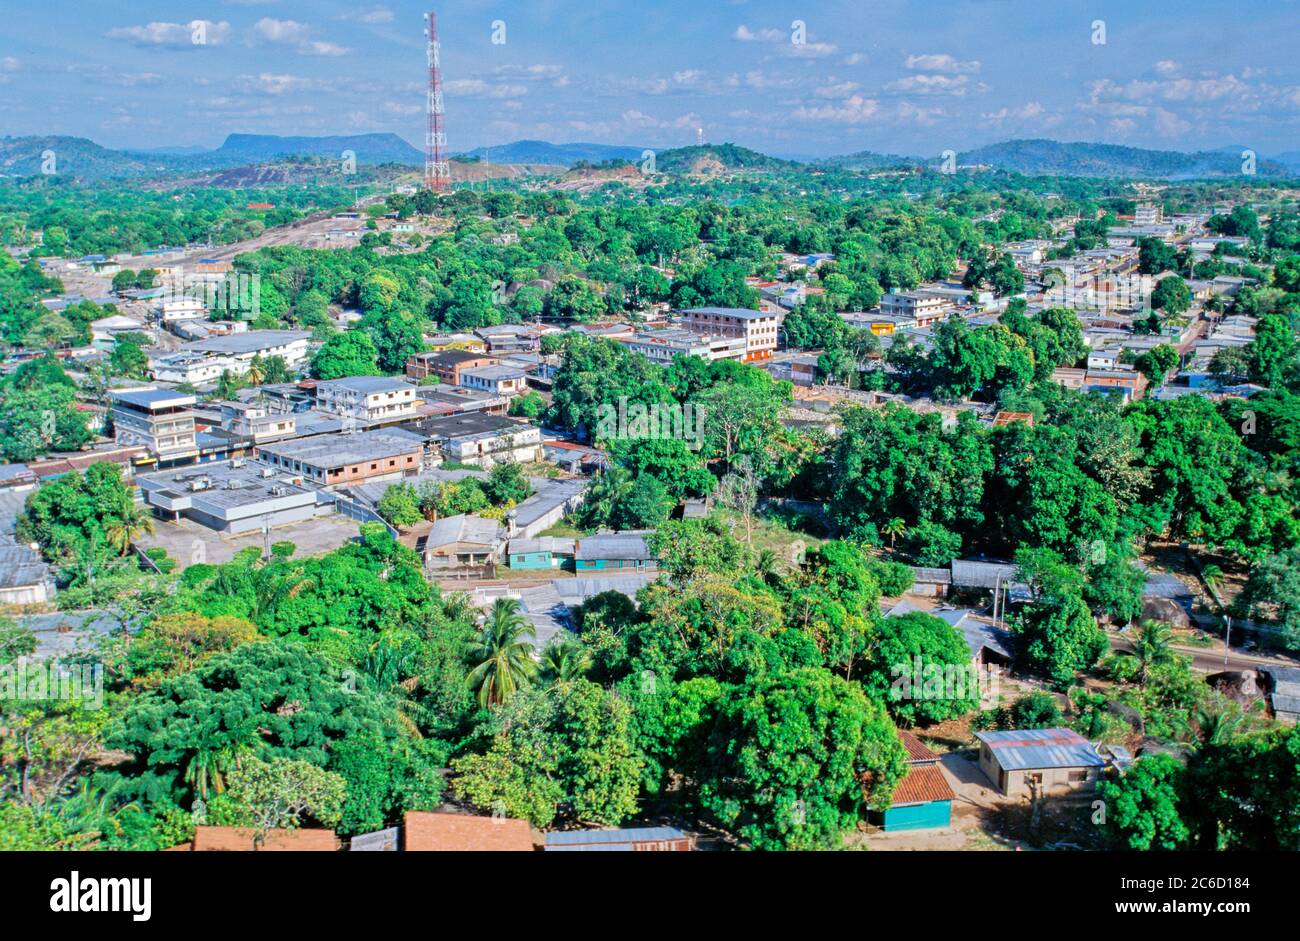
[871,730,955,832]
[573,532,658,573]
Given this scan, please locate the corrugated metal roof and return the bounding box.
[975,728,1105,771]
[544,827,688,850]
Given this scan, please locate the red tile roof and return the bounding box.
[403,812,535,852]
[890,764,955,807]
[897,729,940,763]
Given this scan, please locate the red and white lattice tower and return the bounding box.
[423,11,450,192]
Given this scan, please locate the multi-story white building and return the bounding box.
[619,329,746,365]
[678,307,780,363]
[178,330,311,375]
[109,388,198,464]
[315,376,418,425]
[880,292,954,327]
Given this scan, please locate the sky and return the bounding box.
[1,0,1299,158]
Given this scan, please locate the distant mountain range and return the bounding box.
[954,139,1293,179]
[1,133,1296,182]
[456,139,644,166]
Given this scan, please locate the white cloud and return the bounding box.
[814,81,860,98]
[904,53,980,74]
[793,94,880,124]
[251,17,350,56]
[1154,60,1179,77]
[1,57,18,71]
[237,73,327,95]
[733,25,784,42]
[982,101,1047,121]
[107,20,231,47]
[843,52,868,66]
[887,74,985,97]
[444,78,528,99]
[351,7,395,25]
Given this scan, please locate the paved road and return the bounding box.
[1109,630,1298,674]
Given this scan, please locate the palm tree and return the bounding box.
[466,598,538,707]
[754,548,781,585]
[1194,694,1245,747]
[184,741,251,800]
[882,517,907,551]
[1132,619,1175,685]
[104,504,155,556]
[245,356,266,387]
[540,637,592,684]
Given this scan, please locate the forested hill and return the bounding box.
[955,139,1294,179]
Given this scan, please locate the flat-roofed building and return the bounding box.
[880,291,953,327]
[255,428,426,486]
[459,364,529,397]
[620,328,746,365]
[180,329,311,374]
[137,459,325,534]
[412,413,543,467]
[109,388,198,463]
[219,401,297,443]
[406,349,498,383]
[315,376,418,425]
[678,307,780,362]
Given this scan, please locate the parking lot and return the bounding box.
[136,513,361,568]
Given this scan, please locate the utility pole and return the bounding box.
[1224,615,1232,667]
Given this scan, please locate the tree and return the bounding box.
[1135,344,1179,385]
[109,335,150,379]
[1150,275,1191,318]
[1012,549,1108,686]
[648,515,748,582]
[1236,548,1300,652]
[1097,755,1190,850]
[611,473,673,530]
[863,612,979,725]
[698,668,908,850]
[466,599,538,707]
[1130,619,1176,685]
[103,503,154,556]
[882,518,907,551]
[452,680,640,827]
[309,330,379,380]
[216,757,346,846]
[376,482,423,529]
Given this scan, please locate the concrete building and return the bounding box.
[255,429,427,486]
[619,329,746,365]
[678,307,780,363]
[219,401,297,443]
[149,352,231,386]
[109,388,198,463]
[975,728,1106,797]
[880,291,953,327]
[315,376,418,425]
[137,460,327,535]
[406,350,498,384]
[179,330,311,375]
[458,364,529,397]
[414,413,543,467]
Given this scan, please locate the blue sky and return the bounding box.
[2,0,1299,157]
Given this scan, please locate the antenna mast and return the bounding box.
[423,11,450,192]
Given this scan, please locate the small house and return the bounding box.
[872,730,955,831]
[975,728,1106,797]
[574,532,657,573]
[507,536,576,570]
